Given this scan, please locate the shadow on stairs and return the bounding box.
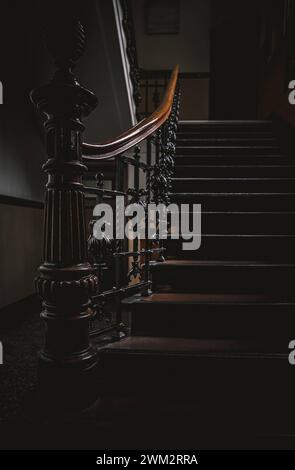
[94,120,295,448]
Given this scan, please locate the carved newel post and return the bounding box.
[31,19,99,408]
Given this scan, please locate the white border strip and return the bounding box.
[113,0,137,125]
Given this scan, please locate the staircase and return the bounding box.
[97,121,295,443]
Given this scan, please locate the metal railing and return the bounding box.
[84,83,180,340]
[30,17,180,403]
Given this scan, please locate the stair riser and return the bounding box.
[165,209,295,233]
[131,304,295,340]
[170,194,295,211]
[97,121,295,427]
[166,237,295,261]
[176,147,280,156]
[174,156,290,165]
[174,166,295,178]
[178,122,273,133]
[151,265,295,294]
[98,352,289,400]
[177,138,277,147]
[171,179,295,193]
[197,213,295,235]
[166,212,295,235]
[177,132,274,139]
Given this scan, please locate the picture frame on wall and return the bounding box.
[145,0,180,35]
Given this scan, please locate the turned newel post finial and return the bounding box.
[46,17,86,70]
[31,18,99,410]
[31,17,97,117]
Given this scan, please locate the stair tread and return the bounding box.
[182,211,295,214]
[175,165,295,168]
[102,336,284,357]
[153,260,295,267]
[177,138,276,143]
[175,154,283,157]
[124,292,294,305]
[172,177,295,181]
[177,132,274,136]
[116,121,295,359]
[180,234,295,238]
[179,120,272,124]
[170,192,295,210]
[171,192,295,195]
[176,146,280,149]
[177,138,276,142]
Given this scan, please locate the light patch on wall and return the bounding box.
[145,0,180,35]
[0,81,3,104]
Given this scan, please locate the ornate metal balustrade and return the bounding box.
[30,18,180,406]
[139,69,209,118]
[85,85,180,342]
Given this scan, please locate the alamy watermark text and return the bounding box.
[92,197,201,251]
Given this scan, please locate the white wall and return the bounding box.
[132,0,210,119]
[79,0,137,142]
[132,0,210,73]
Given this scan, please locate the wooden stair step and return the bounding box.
[171,177,295,193]
[174,165,295,178]
[168,233,295,261]
[97,336,290,401]
[101,336,281,355]
[174,155,290,165]
[176,145,280,156]
[166,234,295,261]
[177,131,274,139]
[123,293,295,340]
[178,211,295,235]
[151,260,295,293]
[170,192,295,210]
[178,120,273,132]
[125,292,290,304]
[176,137,277,146]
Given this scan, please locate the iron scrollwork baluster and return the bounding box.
[151,83,180,262]
[88,173,113,329]
[142,136,153,296]
[127,146,147,282]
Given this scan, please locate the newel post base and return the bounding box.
[31,18,99,410]
[35,266,99,410]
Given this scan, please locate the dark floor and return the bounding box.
[0,308,41,424]
[1,303,295,450]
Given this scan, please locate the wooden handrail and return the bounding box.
[82,65,179,161]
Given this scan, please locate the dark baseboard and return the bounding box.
[0,294,41,330]
[0,194,43,209]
